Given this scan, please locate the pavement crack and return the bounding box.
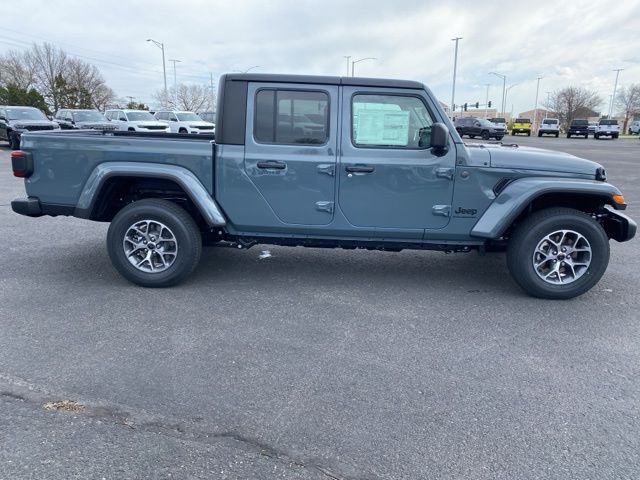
[0,372,374,480]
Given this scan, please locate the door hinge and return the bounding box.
[317,164,335,176]
[436,168,455,180]
[315,201,334,213]
[432,205,451,217]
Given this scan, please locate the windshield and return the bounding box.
[572,120,588,126]
[6,107,47,121]
[599,119,618,125]
[489,118,505,123]
[515,118,530,123]
[176,112,202,121]
[72,111,107,122]
[126,111,155,121]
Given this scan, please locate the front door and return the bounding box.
[243,83,338,226]
[338,87,456,236]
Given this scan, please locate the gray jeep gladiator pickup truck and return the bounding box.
[11,73,636,299]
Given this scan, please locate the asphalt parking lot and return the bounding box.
[0,136,639,479]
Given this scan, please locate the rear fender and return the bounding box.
[75,162,226,226]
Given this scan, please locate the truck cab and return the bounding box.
[511,118,532,136]
[594,119,620,139]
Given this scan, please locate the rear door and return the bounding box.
[338,87,456,236]
[243,82,339,226]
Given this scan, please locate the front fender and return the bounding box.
[75,162,226,226]
[470,177,622,239]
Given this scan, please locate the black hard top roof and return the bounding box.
[223,73,424,89]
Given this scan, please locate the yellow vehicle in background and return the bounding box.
[511,118,532,136]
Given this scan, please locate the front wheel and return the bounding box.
[481,130,490,140]
[507,208,609,299]
[107,199,202,287]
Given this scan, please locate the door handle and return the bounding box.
[345,165,375,173]
[257,161,286,170]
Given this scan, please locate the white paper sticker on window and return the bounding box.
[355,110,410,146]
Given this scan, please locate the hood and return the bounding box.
[470,144,603,177]
[76,121,115,129]
[135,121,168,127]
[186,121,215,127]
[13,119,58,128]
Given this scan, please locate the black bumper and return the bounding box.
[11,197,75,218]
[604,205,637,242]
[11,197,42,217]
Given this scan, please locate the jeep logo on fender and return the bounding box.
[454,207,478,216]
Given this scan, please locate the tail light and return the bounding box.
[11,150,34,178]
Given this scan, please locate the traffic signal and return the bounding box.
[488,101,492,108]
[464,103,468,111]
[475,102,479,109]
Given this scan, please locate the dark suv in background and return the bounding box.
[567,119,589,138]
[455,117,505,140]
[0,105,60,149]
[54,109,115,131]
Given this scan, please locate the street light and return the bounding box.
[504,84,519,118]
[451,37,462,119]
[168,59,181,107]
[147,39,167,107]
[489,72,506,116]
[232,66,261,73]
[343,56,351,76]
[351,57,376,77]
[533,75,544,133]
[545,91,551,119]
[609,68,624,119]
[484,83,490,118]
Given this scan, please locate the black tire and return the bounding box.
[481,130,490,140]
[469,135,475,139]
[613,134,619,139]
[594,134,599,140]
[567,134,571,138]
[496,136,504,141]
[128,127,135,132]
[555,133,559,138]
[507,207,609,299]
[584,134,588,139]
[8,131,19,149]
[107,199,202,287]
[527,131,531,136]
[538,132,542,137]
[179,128,188,134]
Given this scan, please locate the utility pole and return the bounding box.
[484,83,490,118]
[343,56,351,76]
[609,68,623,119]
[533,75,543,133]
[210,73,215,111]
[451,37,462,119]
[168,59,181,108]
[147,39,167,107]
[545,91,551,118]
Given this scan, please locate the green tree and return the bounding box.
[0,83,50,115]
[125,101,149,110]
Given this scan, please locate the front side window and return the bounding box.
[254,89,329,145]
[352,94,433,148]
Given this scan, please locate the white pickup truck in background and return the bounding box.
[595,119,620,139]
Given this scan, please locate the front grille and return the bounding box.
[143,125,167,130]
[24,125,55,131]
[196,126,214,130]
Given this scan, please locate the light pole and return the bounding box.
[533,75,543,133]
[504,83,518,119]
[489,72,506,116]
[147,39,167,107]
[351,57,376,77]
[168,59,181,107]
[545,91,551,118]
[451,37,462,117]
[484,83,490,118]
[609,68,623,119]
[343,56,351,76]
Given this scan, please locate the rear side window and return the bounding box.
[254,89,329,145]
[351,94,434,148]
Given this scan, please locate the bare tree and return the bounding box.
[64,58,114,109]
[28,43,68,112]
[153,83,215,112]
[616,84,640,133]
[544,87,602,130]
[0,49,36,89]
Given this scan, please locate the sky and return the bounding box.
[3,0,639,114]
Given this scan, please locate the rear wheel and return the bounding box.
[107,199,202,287]
[538,131,542,137]
[567,134,571,138]
[555,133,559,138]
[527,131,531,136]
[468,135,475,139]
[507,208,609,299]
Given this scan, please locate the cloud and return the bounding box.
[2,0,638,113]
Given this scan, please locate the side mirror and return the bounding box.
[0,116,7,122]
[170,118,177,122]
[119,117,127,122]
[474,122,481,127]
[430,123,449,154]
[65,117,74,123]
